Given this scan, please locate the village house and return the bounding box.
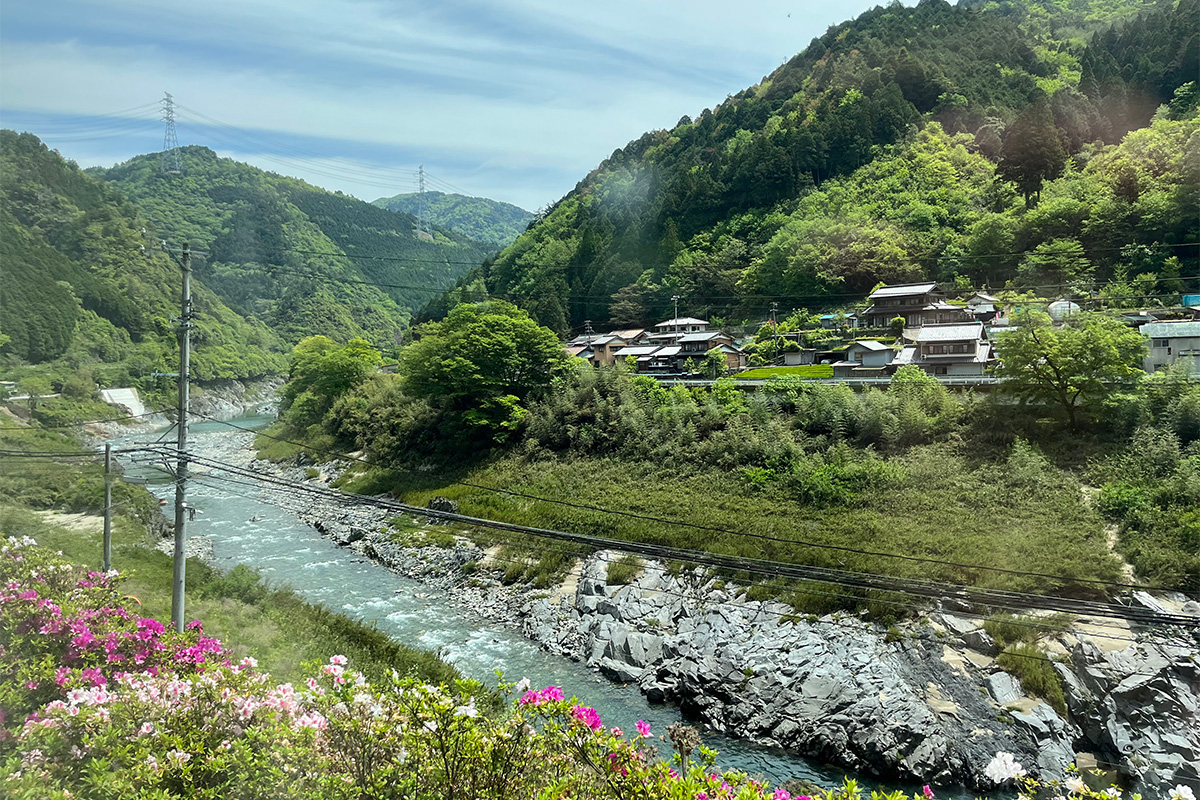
[1141,321,1200,374]
[891,322,993,377]
[831,340,896,377]
[566,333,629,367]
[862,282,973,329]
[648,317,710,343]
[966,292,1002,323]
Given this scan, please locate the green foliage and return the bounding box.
[996,644,1068,716]
[736,365,835,379]
[459,0,1196,330]
[0,130,287,385]
[606,554,643,586]
[993,311,1147,428]
[94,145,493,345]
[278,336,381,432]
[372,190,533,249]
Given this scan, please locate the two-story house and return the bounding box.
[648,317,710,344]
[1142,321,1200,373]
[891,322,993,377]
[863,283,973,328]
[566,333,629,367]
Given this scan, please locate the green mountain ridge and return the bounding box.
[93,147,493,346]
[0,130,285,388]
[372,190,533,250]
[456,0,1197,333]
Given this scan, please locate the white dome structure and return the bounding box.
[1047,299,1081,321]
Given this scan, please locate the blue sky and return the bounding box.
[2,0,885,211]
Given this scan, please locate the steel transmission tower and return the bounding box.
[417,165,431,236]
[161,92,182,174]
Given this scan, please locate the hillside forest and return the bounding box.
[372,190,534,250]
[450,0,1198,334]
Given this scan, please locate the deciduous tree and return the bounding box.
[993,312,1146,428]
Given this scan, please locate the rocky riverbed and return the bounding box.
[193,436,1198,797]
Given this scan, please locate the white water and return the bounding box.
[110,414,882,791]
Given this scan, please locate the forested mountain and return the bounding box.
[0,130,285,387]
[94,147,493,345]
[458,0,1197,333]
[372,190,533,250]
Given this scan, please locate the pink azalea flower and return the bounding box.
[636,719,651,737]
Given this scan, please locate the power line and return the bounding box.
[137,436,1200,628]
[185,410,1185,596]
[174,468,1162,654]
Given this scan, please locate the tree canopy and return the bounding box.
[993,312,1147,427]
[401,301,569,442]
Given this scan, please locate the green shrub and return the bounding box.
[996,644,1067,716]
[606,554,643,586]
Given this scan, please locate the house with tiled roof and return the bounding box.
[863,283,973,329]
[890,322,993,377]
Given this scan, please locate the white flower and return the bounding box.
[1104,789,1121,798]
[1170,786,1196,800]
[454,698,478,718]
[423,720,438,733]
[515,677,531,693]
[985,751,1027,784]
[1065,776,1086,794]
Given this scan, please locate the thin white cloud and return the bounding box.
[1,0,898,209]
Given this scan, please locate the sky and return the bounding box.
[1,0,889,211]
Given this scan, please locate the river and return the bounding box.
[110,412,897,792]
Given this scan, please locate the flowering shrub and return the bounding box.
[1,537,1174,800]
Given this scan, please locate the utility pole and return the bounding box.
[671,295,680,322]
[172,242,192,633]
[103,443,113,571]
[771,302,779,363]
[583,319,594,345]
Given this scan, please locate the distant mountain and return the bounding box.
[0,130,286,385]
[372,190,533,250]
[94,147,493,345]
[456,0,1197,334]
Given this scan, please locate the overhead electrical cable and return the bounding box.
[185,411,1186,595]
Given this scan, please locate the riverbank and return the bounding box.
[189,429,1198,796]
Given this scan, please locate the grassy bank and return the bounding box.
[333,441,1126,611]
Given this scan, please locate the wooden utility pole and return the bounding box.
[171,243,191,633]
[103,442,112,571]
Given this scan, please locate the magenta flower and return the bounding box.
[636,719,651,737]
[773,790,792,800]
[923,785,935,799]
[570,704,603,731]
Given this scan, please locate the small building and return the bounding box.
[819,313,860,329]
[677,330,735,358]
[966,293,1002,323]
[1142,321,1200,374]
[863,283,973,329]
[832,340,895,377]
[566,334,629,367]
[892,322,993,377]
[782,349,818,366]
